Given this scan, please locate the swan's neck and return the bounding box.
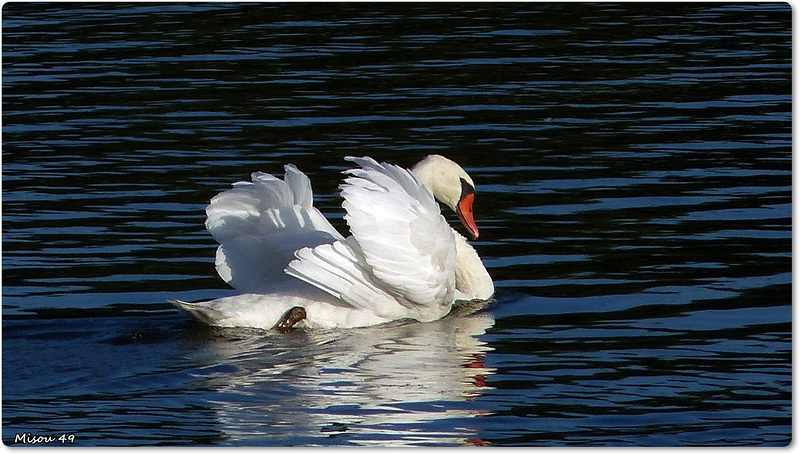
[452,229,494,301]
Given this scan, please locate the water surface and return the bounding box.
[2,3,791,446]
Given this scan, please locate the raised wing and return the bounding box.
[206,165,343,293]
[286,157,457,321]
[286,237,413,319]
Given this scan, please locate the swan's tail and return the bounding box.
[169,299,225,325]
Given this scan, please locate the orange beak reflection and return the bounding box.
[457,191,479,240]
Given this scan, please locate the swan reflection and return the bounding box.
[188,305,494,446]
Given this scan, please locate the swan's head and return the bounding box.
[411,154,480,240]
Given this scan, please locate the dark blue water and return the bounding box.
[2,3,791,446]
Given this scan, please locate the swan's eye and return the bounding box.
[459,178,475,200]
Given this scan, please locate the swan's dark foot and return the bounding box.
[274,306,306,333]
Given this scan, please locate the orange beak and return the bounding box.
[456,191,479,240]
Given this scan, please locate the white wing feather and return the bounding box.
[342,157,456,307]
[287,238,411,319]
[205,164,343,293]
[286,157,456,321]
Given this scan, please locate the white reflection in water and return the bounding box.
[190,303,495,446]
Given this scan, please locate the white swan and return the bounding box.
[172,155,493,331]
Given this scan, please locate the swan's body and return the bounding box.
[173,155,493,330]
